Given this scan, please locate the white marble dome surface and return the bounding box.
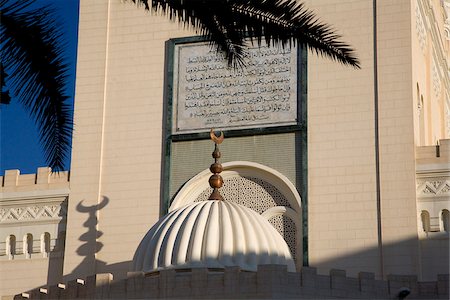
[132,200,296,272]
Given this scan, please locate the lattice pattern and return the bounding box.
[195,176,297,261]
[268,214,296,259]
[195,176,291,213]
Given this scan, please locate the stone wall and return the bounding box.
[416,138,450,280]
[5,266,448,299]
[0,168,69,297]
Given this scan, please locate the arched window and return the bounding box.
[41,232,51,258]
[441,209,450,232]
[421,210,430,232]
[23,233,33,259]
[6,235,16,260]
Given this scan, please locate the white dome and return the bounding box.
[132,200,295,272]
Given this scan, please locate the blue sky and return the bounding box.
[0,0,79,175]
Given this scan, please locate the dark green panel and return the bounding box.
[162,37,308,266]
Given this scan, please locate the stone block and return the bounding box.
[29,289,41,299]
[301,267,317,288]
[387,274,418,297]
[257,264,288,292]
[4,170,19,187]
[126,272,144,299]
[330,269,346,277]
[330,269,347,291]
[36,167,51,184]
[76,279,87,299]
[316,275,330,289]
[437,274,449,298]
[143,275,159,299]
[206,273,224,296]
[191,268,208,298]
[94,273,113,299]
[239,272,257,296]
[287,272,301,287]
[57,283,68,299]
[18,294,29,300]
[224,266,240,298]
[159,269,176,298]
[373,280,389,297]
[173,274,192,297]
[46,285,61,299]
[418,281,437,297]
[110,279,127,299]
[85,275,97,298]
[358,271,376,293]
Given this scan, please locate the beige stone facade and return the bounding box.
[1,0,449,298]
[0,168,69,296]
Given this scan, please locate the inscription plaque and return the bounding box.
[172,42,298,134]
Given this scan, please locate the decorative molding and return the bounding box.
[416,178,450,197]
[417,0,450,96]
[443,0,450,40]
[415,3,427,52]
[0,199,67,224]
[432,58,442,98]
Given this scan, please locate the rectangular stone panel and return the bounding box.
[172,41,299,134]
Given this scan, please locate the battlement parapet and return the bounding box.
[0,167,69,193]
[416,138,450,167]
[6,266,449,299]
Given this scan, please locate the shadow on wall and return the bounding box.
[311,235,449,281]
[65,234,447,284]
[51,196,131,284]
[46,198,69,286]
[12,212,447,299]
[58,196,133,284]
[35,196,448,297]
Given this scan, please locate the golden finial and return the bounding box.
[208,129,224,200]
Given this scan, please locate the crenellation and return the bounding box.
[6,267,449,299]
[0,168,69,191]
[125,272,144,299]
[94,274,113,300]
[416,139,450,162]
[387,274,419,297]
[4,170,20,187]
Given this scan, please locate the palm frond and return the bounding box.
[133,0,360,68]
[0,0,72,171]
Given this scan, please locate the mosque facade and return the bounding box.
[1,0,450,298]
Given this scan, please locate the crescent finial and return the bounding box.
[210,128,224,144]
